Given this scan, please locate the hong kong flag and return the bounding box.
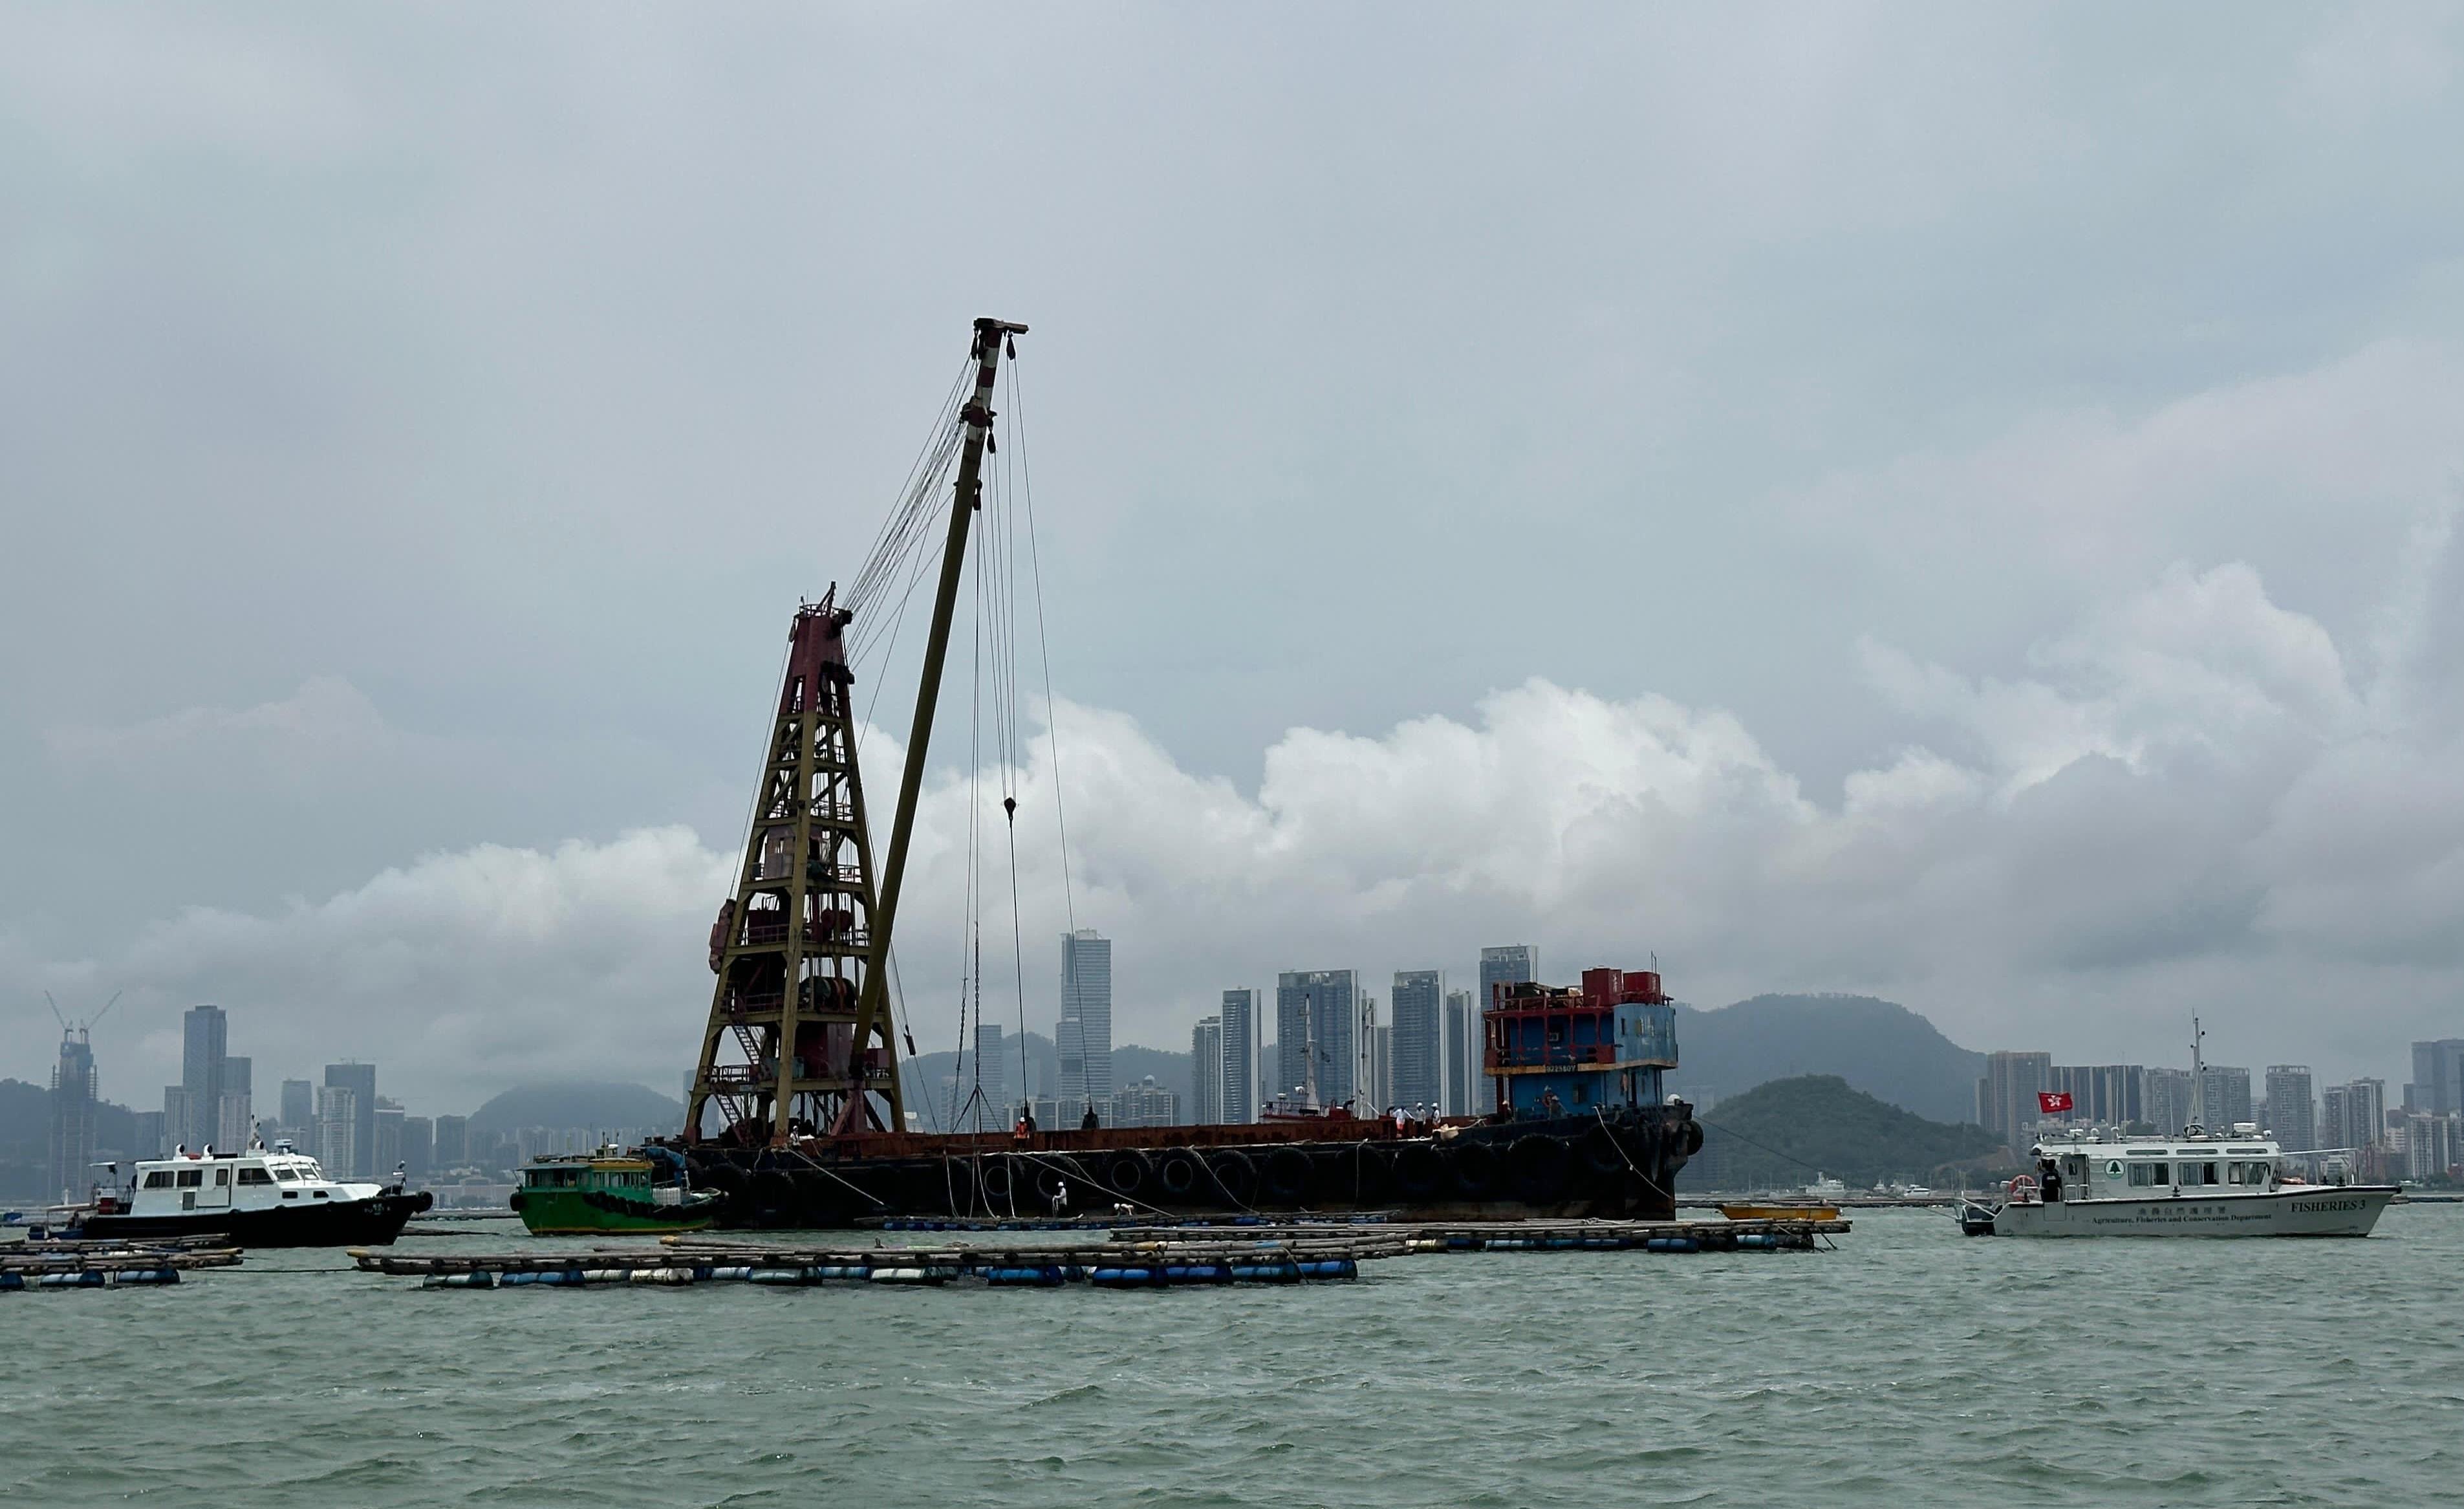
[2038,1091,2075,1114]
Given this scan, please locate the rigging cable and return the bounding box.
[1006,353,1078,933]
[995,389,1034,1115]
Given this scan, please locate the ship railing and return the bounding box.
[1484,1045,1619,1070]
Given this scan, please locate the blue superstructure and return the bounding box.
[1483,968,1678,1118]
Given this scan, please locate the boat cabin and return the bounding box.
[521,1147,691,1206]
[2024,1127,2284,1203]
[121,1147,365,1217]
[1484,968,1678,1118]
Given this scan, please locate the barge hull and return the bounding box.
[680,1104,1700,1230]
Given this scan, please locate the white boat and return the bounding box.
[1963,1125,2397,1238]
[71,1140,433,1248]
[1963,1016,2398,1239]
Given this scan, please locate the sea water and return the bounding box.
[5,1206,2458,1506]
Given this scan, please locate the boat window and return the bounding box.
[2243,1162,2271,1184]
[143,1171,175,1189]
[213,1168,230,1186]
[238,1167,274,1186]
[176,1169,203,1188]
[2227,1164,2245,1184]
[2181,1162,2218,1186]
[313,1189,328,1199]
[274,1166,301,1182]
[2128,1163,2166,1187]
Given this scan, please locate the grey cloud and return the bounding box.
[4,8,2463,1107]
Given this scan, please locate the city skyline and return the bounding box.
[21,972,2456,1132]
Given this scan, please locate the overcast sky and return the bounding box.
[5,5,2461,1114]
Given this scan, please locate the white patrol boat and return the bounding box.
[1963,1125,2397,1238]
[1962,1017,2398,1239]
[73,1140,433,1248]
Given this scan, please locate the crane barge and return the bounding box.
[669,318,1703,1227]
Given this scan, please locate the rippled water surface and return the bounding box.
[6,1206,2461,1507]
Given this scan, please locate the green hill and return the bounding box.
[467,1081,686,1136]
[1676,1074,2006,1192]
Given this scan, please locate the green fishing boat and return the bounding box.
[510,1145,723,1235]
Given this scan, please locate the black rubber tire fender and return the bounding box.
[1680,1120,1705,1157]
[1508,1135,1573,1201]
[702,1161,751,1201]
[1032,1156,1088,1205]
[1261,1147,1312,1204]
[794,1167,866,1226]
[1205,1149,1258,1207]
[980,1158,1014,1202]
[939,1158,985,1217]
[1156,1149,1203,1200]
[1104,1151,1151,1199]
[1343,1144,1394,1205]
[1392,1144,1445,1199]
[751,1168,799,1215]
[507,1188,528,1213]
[1447,1140,1502,1198]
[1579,1124,1628,1175]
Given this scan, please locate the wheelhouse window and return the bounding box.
[175,1169,203,1188]
[273,1166,301,1183]
[2128,1163,2168,1187]
[142,1171,174,1189]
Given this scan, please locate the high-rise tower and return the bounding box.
[1220,988,1260,1124]
[323,1063,377,1177]
[49,1028,98,1204]
[1478,946,1535,1003]
[182,1004,227,1151]
[1277,970,1357,1110]
[1390,969,1442,1114]
[1059,929,1113,1114]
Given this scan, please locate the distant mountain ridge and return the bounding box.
[1674,993,1983,1124]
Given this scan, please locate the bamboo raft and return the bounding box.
[1107,1216,1848,1254]
[351,1215,1847,1290]
[353,1232,1400,1288]
[1,1234,244,1289]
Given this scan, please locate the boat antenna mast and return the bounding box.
[2188,1015,2206,1135]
